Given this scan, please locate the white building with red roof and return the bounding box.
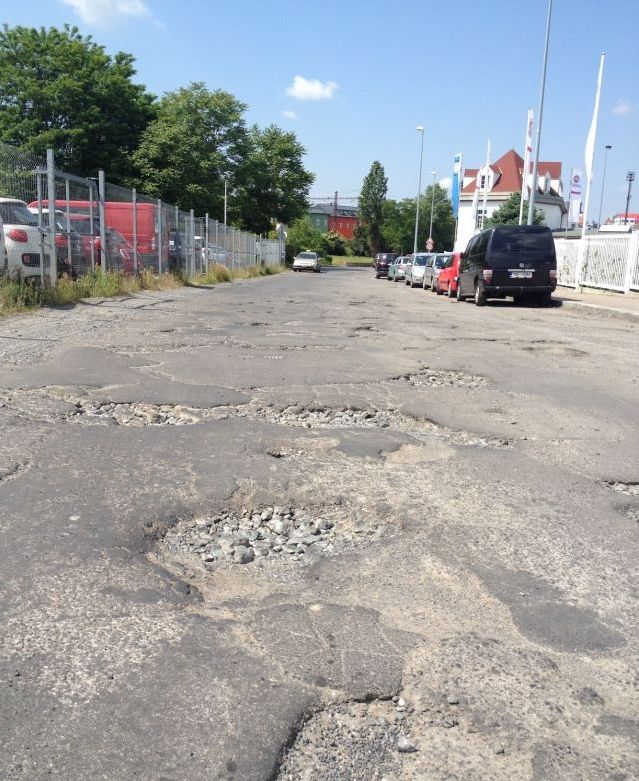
[456,148,567,250]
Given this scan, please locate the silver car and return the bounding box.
[293,251,321,272]
[405,253,433,287]
[423,252,453,291]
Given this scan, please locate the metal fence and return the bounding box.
[0,143,284,285]
[555,233,639,293]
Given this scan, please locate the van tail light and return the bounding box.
[55,233,67,247]
[8,228,28,242]
[482,269,493,283]
[549,269,557,281]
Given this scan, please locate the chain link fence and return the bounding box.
[0,142,284,285]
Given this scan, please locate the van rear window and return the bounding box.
[491,229,554,255]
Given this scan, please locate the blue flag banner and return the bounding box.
[452,153,463,218]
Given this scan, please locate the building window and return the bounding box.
[475,209,487,230]
[480,175,486,189]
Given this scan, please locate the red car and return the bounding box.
[436,252,461,297]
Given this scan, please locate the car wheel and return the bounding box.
[456,283,463,302]
[538,292,552,307]
[375,273,380,279]
[431,278,437,292]
[474,282,487,306]
[448,283,455,298]
[436,282,443,295]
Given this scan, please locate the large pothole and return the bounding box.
[66,399,212,426]
[602,480,639,496]
[390,367,488,389]
[162,505,388,568]
[229,403,511,449]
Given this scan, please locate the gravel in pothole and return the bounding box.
[67,400,212,426]
[390,367,488,389]
[162,506,387,567]
[277,698,419,781]
[231,404,511,448]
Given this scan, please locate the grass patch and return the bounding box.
[328,256,373,267]
[191,263,284,286]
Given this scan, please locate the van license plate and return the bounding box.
[509,270,533,279]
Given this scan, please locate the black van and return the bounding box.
[457,225,557,306]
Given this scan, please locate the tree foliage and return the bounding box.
[132,82,247,215]
[232,124,314,234]
[382,185,455,253]
[484,192,545,228]
[358,161,388,253]
[0,24,155,182]
[285,218,325,261]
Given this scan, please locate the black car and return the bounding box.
[456,225,557,306]
[168,230,186,272]
[374,252,400,279]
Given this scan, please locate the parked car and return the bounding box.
[104,228,134,273]
[374,252,400,278]
[203,244,230,265]
[423,252,453,292]
[388,255,411,282]
[456,225,557,306]
[436,252,462,297]
[28,208,84,277]
[168,230,186,271]
[293,251,321,272]
[405,253,432,287]
[0,198,49,280]
[67,214,101,269]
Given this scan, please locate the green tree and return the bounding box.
[381,185,455,253]
[232,124,314,235]
[358,161,387,253]
[484,192,545,228]
[132,82,247,214]
[285,218,324,261]
[0,24,155,182]
[350,224,370,256]
[320,231,347,256]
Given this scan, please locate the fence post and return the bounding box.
[157,199,163,274]
[46,149,57,286]
[624,230,639,293]
[36,170,46,285]
[190,209,195,277]
[205,212,209,274]
[88,184,95,272]
[98,169,107,273]
[65,178,72,273]
[132,188,138,274]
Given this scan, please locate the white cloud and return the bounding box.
[285,75,339,101]
[612,99,632,116]
[438,176,453,192]
[281,110,299,120]
[60,0,158,27]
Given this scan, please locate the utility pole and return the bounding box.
[625,171,635,224]
[597,145,612,226]
[334,191,338,217]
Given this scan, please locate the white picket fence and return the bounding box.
[555,233,639,293]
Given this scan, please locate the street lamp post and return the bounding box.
[625,171,635,224]
[428,171,437,241]
[527,0,553,225]
[413,126,425,254]
[597,144,612,227]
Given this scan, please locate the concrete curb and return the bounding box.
[556,298,639,320]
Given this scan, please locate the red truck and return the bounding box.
[29,200,168,269]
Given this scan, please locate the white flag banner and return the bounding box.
[519,108,534,223]
[569,169,583,224]
[581,53,605,236]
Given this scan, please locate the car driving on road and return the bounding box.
[293,251,321,272]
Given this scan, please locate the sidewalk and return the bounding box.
[555,287,639,319]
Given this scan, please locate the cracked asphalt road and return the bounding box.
[1,267,637,780]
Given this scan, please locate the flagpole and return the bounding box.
[527,0,553,225]
[481,137,491,230]
[581,53,605,237]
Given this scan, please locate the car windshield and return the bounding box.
[413,257,427,266]
[434,255,451,269]
[0,202,38,226]
[298,252,317,259]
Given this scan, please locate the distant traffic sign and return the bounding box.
[426,238,434,251]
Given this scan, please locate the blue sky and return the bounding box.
[8,0,639,219]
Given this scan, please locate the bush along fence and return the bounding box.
[0,142,284,286]
[554,233,639,293]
